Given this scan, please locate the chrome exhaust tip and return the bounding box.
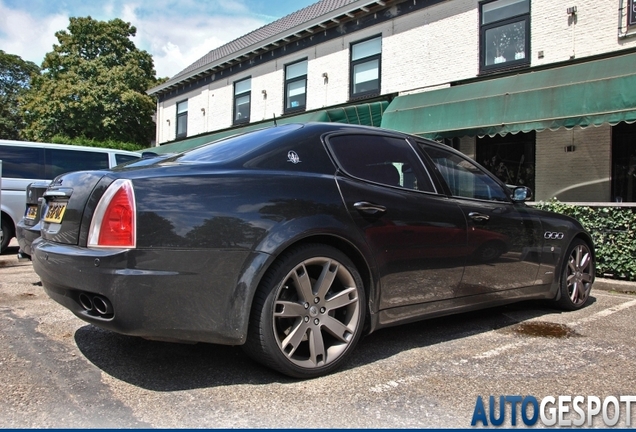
[78,293,94,311]
[92,295,113,316]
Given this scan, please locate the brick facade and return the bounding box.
[154,0,636,202]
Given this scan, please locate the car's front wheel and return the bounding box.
[556,238,594,310]
[244,244,365,379]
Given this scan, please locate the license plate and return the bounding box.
[25,205,38,220]
[43,202,67,224]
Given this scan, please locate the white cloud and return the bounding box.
[0,3,68,66]
[0,0,273,78]
[118,3,267,77]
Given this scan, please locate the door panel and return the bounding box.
[454,199,543,294]
[420,143,544,295]
[338,178,468,309]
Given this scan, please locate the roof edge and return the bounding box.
[148,0,389,96]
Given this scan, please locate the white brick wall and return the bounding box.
[535,125,611,202]
[533,0,636,66]
[158,0,636,145]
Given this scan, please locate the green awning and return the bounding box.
[381,52,636,139]
[151,101,388,154]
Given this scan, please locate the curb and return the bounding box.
[594,277,636,294]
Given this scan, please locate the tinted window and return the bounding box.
[328,134,435,192]
[115,154,141,166]
[423,145,508,202]
[179,124,303,163]
[0,146,44,178]
[45,149,109,178]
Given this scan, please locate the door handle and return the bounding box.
[354,201,386,215]
[468,212,490,222]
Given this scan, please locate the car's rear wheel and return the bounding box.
[244,244,365,379]
[556,238,594,310]
[1,215,13,254]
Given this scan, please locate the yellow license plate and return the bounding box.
[25,205,38,220]
[43,202,67,224]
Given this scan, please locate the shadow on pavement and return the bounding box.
[74,298,595,391]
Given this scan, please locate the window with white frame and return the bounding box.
[350,36,381,99]
[234,78,251,124]
[480,0,530,72]
[284,59,308,113]
[176,100,188,138]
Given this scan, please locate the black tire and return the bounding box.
[556,238,594,310]
[243,243,366,379]
[1,216,13,254]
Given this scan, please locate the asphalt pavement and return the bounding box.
[1,239,635,428]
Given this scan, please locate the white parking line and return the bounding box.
[473,340,532,359]
[569,298,636,327]
[369,294,636,393]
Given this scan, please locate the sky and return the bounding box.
[0,0,317,78]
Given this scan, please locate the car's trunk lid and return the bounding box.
[40,171,114,246]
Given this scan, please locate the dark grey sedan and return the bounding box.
[32,123,595,378]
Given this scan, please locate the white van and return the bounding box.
[0,140,140,253]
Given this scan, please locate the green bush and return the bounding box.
[50,135,145,152]
[534,199,636,281]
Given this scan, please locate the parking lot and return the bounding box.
[1,240,635,428]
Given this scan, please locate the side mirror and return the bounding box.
[511,186,533,202]
[511,186,532,202]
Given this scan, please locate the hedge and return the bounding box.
[50,135,145,152]
[533,200,636,281]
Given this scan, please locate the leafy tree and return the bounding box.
[0,50,39,139]
[21,17,159,145]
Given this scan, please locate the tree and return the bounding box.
[0,50,39,140]
[21,17,159,145]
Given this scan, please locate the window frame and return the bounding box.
[233,77,251,125]
[176,99,188,139]
[420,142,511,203]
[326,132,436,193]
[349,35,382,100]
[479,0,531,74]
[284,58,308,114]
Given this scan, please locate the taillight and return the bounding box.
[88,179,136,248]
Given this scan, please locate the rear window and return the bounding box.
[178,124,303,163]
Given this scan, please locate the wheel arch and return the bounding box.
[237,232,378,343]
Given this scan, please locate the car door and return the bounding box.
[326,133,469,310]
[420,143,544,295]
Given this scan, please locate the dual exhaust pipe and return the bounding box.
[78,292,114,317]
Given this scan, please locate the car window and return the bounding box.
[422,144,508,202]
[0,146,44,178]
[328,134,435,192]
[178,124,303,163]
[115,154,141,166]
[45,149,110,178]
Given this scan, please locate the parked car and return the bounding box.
[15,181,50,260]
[15,151,170,260]
[0,139,141,253]
[31,123,595,378]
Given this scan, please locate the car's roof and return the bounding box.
[0,139,140,155]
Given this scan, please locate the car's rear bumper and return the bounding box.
[32,238,262,345]
[16,218,41,258]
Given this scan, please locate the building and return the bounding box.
[147,0,636,203]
